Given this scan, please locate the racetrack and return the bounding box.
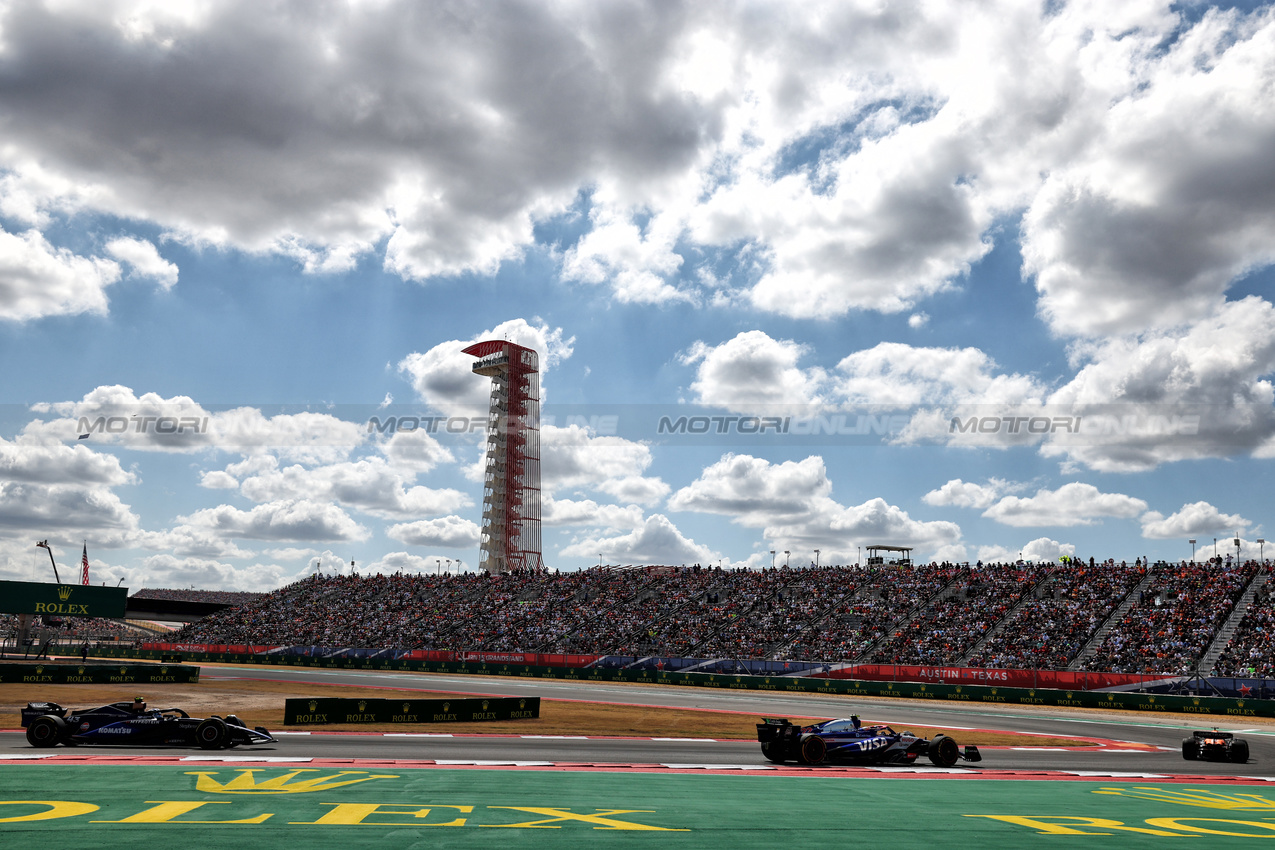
[4,663,1272,779]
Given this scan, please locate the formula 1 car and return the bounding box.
[757,716,982,767]
[1182,729,1249,763]
[22,700,276,749]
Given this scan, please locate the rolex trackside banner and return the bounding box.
[284,697,540,725]
[0,580,127,618]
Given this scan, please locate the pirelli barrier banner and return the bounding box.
[0,662,200,684]
[97,646,1274,718]
[284,696,540,725]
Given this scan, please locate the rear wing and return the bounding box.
[21,702,65,728]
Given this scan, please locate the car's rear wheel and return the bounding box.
[1182,738,1198,760]
[25,715,65,748]
[196,718,228,750]
[800,735,827,765]
[928,735,960,767]
[760,741,785,763]
[1230,740,1250,763]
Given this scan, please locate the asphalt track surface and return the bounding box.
[4,663,1273,779]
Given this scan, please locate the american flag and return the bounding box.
[81,543,89,586]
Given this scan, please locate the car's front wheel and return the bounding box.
[195,718,228,750]
[928,735,960,767]
[25,715,65,748]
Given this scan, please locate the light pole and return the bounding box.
[445,559,452,574]
[1214,537,1218,561]
[599,553,602,567]
[436,559,441,576]
[814,548,820,568]
[1189,539,1196,562]
[783,550,790,568]
[769,550,776,569]
[1259,538,1265,563]
[857,545,861,567]
[1236,534,1242,565]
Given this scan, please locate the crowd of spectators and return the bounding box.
[164,559,1269,674]
[1080,560,1259,674]
[131,588,265,605]
[1214,579,1275,676]
[868,564,1048,665]
[967,562,1146,669]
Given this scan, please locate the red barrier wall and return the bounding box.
[830,664,1157,690]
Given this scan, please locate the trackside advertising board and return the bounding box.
[0,663,200,684]
[284,696,540,725]
[0,579,126,618]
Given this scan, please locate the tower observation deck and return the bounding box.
[463,340,543,574]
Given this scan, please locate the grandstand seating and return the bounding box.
[163,560,1268,675]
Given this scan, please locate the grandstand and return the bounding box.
[163,559,1272,677]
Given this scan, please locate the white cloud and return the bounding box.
[104,236,178,289]
[560,513,714,565]
[0,439,136,486]
[1044,297,1275,471]
[232,457,470,519]
[176,498,370,543]
[922,478,1005,510]
[908,312,929,329]
[835,342,1044,408]
[0,227,120,321]
[669,452,961,560]
[541,424,655,491]
[982,482,1148,528]
[1140,501,1249,540]
[680,330,826,413]
[386,516,481,548]
[397,318,574,411]
[594,475,670,506]
[542,497,645,530]
[24,386,367,462]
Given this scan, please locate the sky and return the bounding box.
[2,0,1275,591]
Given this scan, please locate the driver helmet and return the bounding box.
[133,696,147,712]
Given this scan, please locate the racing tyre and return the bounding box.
[1182,738,1198,760]
[25,715,65,748]
[800,735,827,765]
[1230,740,1250,763]
[928,734,960,768]
[195,717,228,750]
[760,741,786,764]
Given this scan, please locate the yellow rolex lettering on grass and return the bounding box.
[96,801,272,825]
[485,807,689,831]
[294,803,472,826]
[187,769,399,795]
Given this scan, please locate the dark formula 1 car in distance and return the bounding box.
[757,715,982,767]
[1182,729,1250,763]
[22,699,276,749]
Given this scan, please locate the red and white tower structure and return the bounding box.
[463,340,543,574]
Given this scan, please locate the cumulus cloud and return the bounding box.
[542,496,645,529]
[541,424,655,491]
[397,318,574,411]
[680,331,826,412]
[24,385,367,462]
[386,516,481,548]
[976,537,1075,564]
[104,236,178,289]
[230,457,470,519]
[559,513,715,565]
[669,452,961,559]
[0,2,1271,333]
[1140,501,1250,540]
[982,482,1148,528]
[176,498,370,543]
[922,478,1007,510]
[0,227,120,320]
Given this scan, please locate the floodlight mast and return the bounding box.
[464,340,544,575]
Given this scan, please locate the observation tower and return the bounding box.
[463,340,543,574]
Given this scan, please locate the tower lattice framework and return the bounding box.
[463,340,543,574]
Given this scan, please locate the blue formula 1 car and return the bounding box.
[22,699,276,749]
[757,716,981,767]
